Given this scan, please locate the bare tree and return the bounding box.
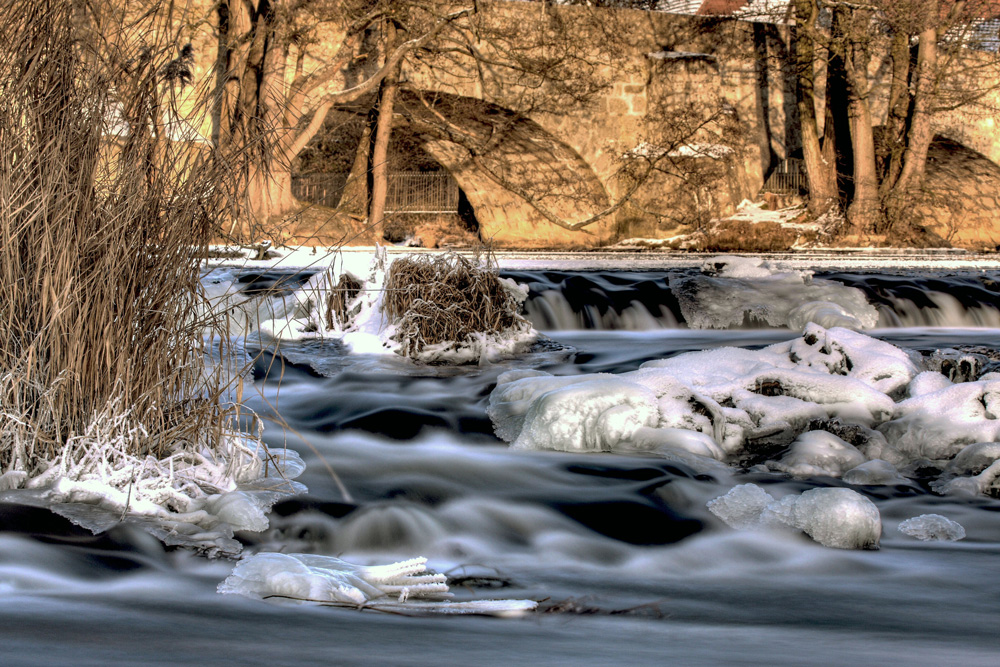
[211,0,472,233]
[789,0,1000,235]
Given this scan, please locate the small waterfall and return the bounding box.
[504,268,1000,332]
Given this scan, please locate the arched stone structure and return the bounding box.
[396,91,616,248]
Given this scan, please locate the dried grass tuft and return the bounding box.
[325,273,363,329]
[382,253,529,357]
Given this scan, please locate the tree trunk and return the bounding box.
[792,0,837,216]
[881,30,912,195]
[894,19,939,194]
[367,22,400,240]
[835,6,881,233]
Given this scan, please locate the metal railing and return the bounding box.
[762,158,807,195]
[292,171,460,213]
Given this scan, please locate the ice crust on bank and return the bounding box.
[670,256,879,330]
[897,514,966,541]
[254,249,537,363]
[2,404,307,557]
[219,553,537,615]
[489,321,1000,495]
[707,484,882,549]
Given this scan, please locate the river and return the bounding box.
[2,252,999,666]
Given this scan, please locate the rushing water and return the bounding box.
[3,260,1000,666]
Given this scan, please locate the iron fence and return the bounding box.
[762,158,807,195]
[292,171,460,213]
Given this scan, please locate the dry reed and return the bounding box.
[382,253,529,357]
[0,0,236,476]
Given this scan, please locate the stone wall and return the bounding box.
[914,138,1000,250]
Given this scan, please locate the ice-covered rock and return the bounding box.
[842,459,907,486]
[880,378,1000,461]
[898,514,966,542]
[510,377,659,452]
[947,442,1000,475]
[707,484,881,550]
[771,431,867,478]
[779,488,881,550]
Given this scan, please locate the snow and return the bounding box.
[219,553,537,615]
[201,244,1000,274]
[897,514,966,542]
[707,484,882,550]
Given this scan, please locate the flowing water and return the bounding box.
[3,257,1000,666]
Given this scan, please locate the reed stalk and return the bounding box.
[0,0,239,479]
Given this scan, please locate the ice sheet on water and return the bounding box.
[670,256,879,330]
[707,484,882,550]
[898,514,966,541]
[3,445,307,558]
[219,553,537,615]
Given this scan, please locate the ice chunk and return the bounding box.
[628,426,727,460]
[219,553,537,615]
[219,553,449,605]
[785,488,881,550]
[706,483,775,529]
[772,431,867,478]
[205,491,270,533]
[707,484,881,550]
[511,377,659,452]
[842,459,907,486]
[898,514,966,541]
[670,260,878,330]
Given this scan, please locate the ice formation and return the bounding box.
[669,257,879,330]
[707,484,882,550]
[897,514,966,542]
[0,401,306,557]
[219,553,537,615]
[841,459,908,486]
[256,249,537,363]
[490,324,917,461]
[489,321,1000,498]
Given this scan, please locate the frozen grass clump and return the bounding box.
[383,253,533,359]
[261,250,537,364]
